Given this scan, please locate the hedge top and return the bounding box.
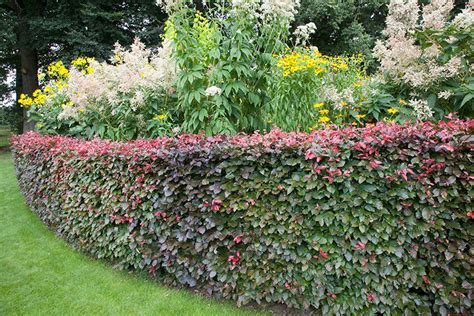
[12,118,474,160]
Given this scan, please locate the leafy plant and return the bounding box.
[267,48,378,131]
[374,0,474,119]
[168,2,292,134]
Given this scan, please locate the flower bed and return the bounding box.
[11,119,474,314]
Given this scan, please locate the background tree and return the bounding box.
[294,0,389,70]
[294,0,469,70]
[0,0,166,132]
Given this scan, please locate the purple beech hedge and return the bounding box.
[11,118,474,314]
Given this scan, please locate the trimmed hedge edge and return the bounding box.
[11,119,474,314]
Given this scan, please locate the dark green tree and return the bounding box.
[294,0,389,67]
[0,0,166,132]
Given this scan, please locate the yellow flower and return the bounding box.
[54,80,68,90]
[341,101,348,107]
[387,107,399,114]
[314,67,324,74]
[72,57,95,74]
[153,114,168,121]
[313,102,324,108]
[18,93,34,107]
[399,99,407,106]
[356,114,366,119]
[319,116,330,123]
[34,93,46,105]
[319,109,329,115]
[47,60,69,79]
[113,53,123,63]
[332,62,348,70]
[86,66,95,74]
[72,57,86,66]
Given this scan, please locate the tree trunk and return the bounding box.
[5,0,46,132]
[15,10,39,132]
[14,60,24,133]
[19,45,38,132]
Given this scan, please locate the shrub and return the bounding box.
[12,118,473,314]
[167,0,297,134]
[373,0,474,119]
[22,39,177,140]
[266,48,375,131]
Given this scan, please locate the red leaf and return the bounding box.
[319,248,329,259]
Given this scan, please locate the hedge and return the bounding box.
[11,119,474,314]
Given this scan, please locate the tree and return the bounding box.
[0,0,166,132]
[295,0,388,60]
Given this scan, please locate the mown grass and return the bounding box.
[0,153,268,316]
[0,125,11,147]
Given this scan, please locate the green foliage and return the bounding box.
[30,90,176,141]
[294,0,389,70]
[12,119,474,314]
[76,92,174,141]
[15,1,166,65]
[170,4,289,134]
[266,48,383,131]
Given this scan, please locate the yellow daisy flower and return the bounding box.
[319,116,330,123]
[387,107,399,114]
[313,102,324,108]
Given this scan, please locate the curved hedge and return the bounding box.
[12,119,474,314]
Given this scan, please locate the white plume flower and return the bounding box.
[64,38,177,119]
[409,98,433,119]
[422,0,454,29]
[205,86,222,96]
[373,0,465,91]
[260,0,300,21]
[452,0,474,29]
[294,22,317,45]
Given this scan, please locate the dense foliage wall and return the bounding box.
[12,119,474,314]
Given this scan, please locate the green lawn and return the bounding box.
[0,153,267,316]
[0,126,11,147]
